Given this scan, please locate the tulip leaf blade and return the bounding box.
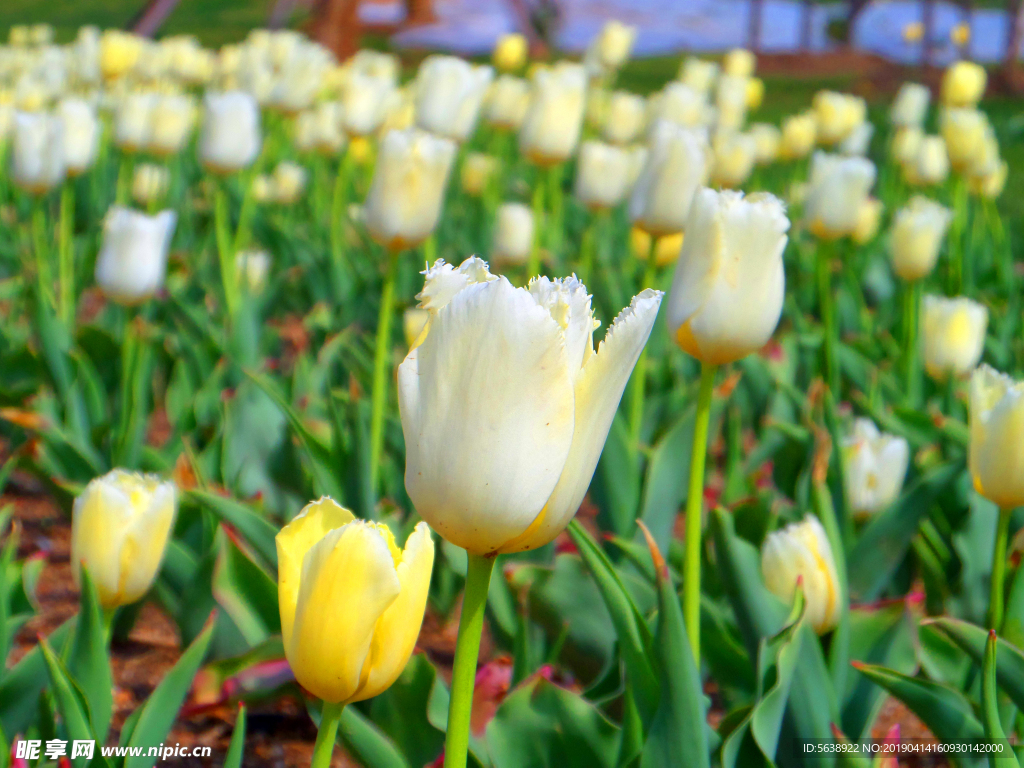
[223,704,247,768]
[66,566,114,745]
[851,661,985,745]
[567,520,659,725]
[337,703,412,768]
[211,526,281,647]
[0,616,73,737]
[185,489,279,569]
[123,613,216,768]
[927,616,1024,713]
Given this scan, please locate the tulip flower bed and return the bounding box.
[1,17,1023,768]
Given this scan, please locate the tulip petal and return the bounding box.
[351,522,435,701]
[117,481,176,605]
[399,277,576,555]
[276,498,356,648]
[500,289,662,553]
[289,521,401,703]
[528,276,597,381]
[71,480,133,607]
[416,257,496,313]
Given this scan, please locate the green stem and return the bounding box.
[684,361,717,667]
[903,280,921,407]
[32,201,55,311]
[233,170,256,254]
[310,701,345,768]
[330,148,353,299]
[58,184,74,328]
[115,155,133,206]
[989,508,1013,632]
[444,553,496,768]
[369,252,400,498]
[546,164,563,263]
[527,176,544,279]
[948,175,967,295]
[816,239,838,394]
[215,185,239,319]
[627,237,660,455]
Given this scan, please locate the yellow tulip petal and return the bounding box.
[71,481,132,607]
[118,482,177,604]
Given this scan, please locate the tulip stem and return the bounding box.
[902,280,921,407]
[546,164,563,264]
[214,185,239,319]
[329,147,353,300]
[369,251,400,500]
[684,361,717,668]
[816,240,838,394]
[444,552,496,768]
[989,508,1013,632]
[310,701,345,768]
[948,175,968,295]
[58,184,75,329]
[628,237,660,458]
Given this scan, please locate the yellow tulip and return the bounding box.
[71,470,177,609]
[493,33,528,73]
[761,516,841,634]
[723,48,756,78]
[276,497,434,704]
[942,60,986,107]
[779,112,817,160]
[921,295,988,380]
[889,195,952,281]
[746,77,765,111]
[852,197,883,245]
[970,366,1024,510]
[100,30,143,80]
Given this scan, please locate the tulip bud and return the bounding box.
[970,366,1024,510]
[484,75,530,130]
[629,120,710,237]
[839,121,874,157]
[940,107,988,171]
[460,152,498,197]
[890,82,930,128]
[710,130,756,188]
[341,72,394,136]
[71,470,177,609]
[199,90,262,173]
[399,257,661,554]
[803,152,876,239]
[276,497,434,704]
[749,123,781,165]
[715,74,749,130]
[518,62,587,166]
[12,111,65,194]
[493,33,528,73]
[131,163,170,206]
[58,97,100,176]
[364,128,456,251]
[812,90,866,146]
[95,205,177,305]
[414,55,494,143]
[780,111,817,160]
[236,249,271,293]
[602,91,646,145]
[592,20,637,71]
[889,195,952,281]
[632,228,683,267]
[761,516,841,634]
[666,188,788,365]
[575,140,632,211]
[852,197,883,245]
[270,161,308,204]
[921,295,988,381]
[649,82,709,129]
[941,60,986,107]
[404,307,430,348]
[904,134,949,186]
[491,202,534,269]
[842,419,909,516]
[678,57,719,95]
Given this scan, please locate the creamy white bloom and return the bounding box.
[942,60,986,107]
[297,102,347,155]
[941,108,989,171]
[780,111,817,160]
[71,470,177,609]
[921,295,988,380]
[270,160,307,204]
[813,90,866,146]
[803,152,876,239]
[724,48,756,77]
[404,307,430,348]
[484,74,530,130]
[399,257,662,555]
[678,57,719,95]
[590,20,637,72]
[199,90,262,173]
[629,120,709,236]
[131,163,169,206]
[665,188,788,364]
[236,248,271,293]
[364,128,456,251]
[749,123,781,165]
[852,197,883,245]
[842,418,909,516]
[341,71,394,136]
[575,140,632,210]
[346,49,400,87]
[970,366,1024,510]
[761,516,841,634]
[711,130,757,188]
[12,111,65,194]
[891,126,924,165]
[95,206,177,305]
[889,195,952,281]
[839,121,874,157]
[715,74,749,130]
[415,55,494,142]
[891,82,930,127]
[460,152,498,196]
[58,97,100,175]
[648,82,708,129]
[904,134,949,186]
[970,160,1008,199]
[149,94,196,156]
[491,203,534,268]
[602,91,646,145]
[518,62,587,165]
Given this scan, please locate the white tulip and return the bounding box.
[891,126,923,166]
[399,257,661,555]
[678,57,719,95]
[842,418,909,516]
[940,107,988,171]
[12,110,65,194]
[904,135,949,186]
[364,128,456,251]
[95,206,177,305]
[491,203,534,268]
[518,62,587,165]
[891,82,930,128]
[970,366,1024,510]
[236,249,271,293]
[575,140,632,210]
[761,516,841,634]
[921,295,988,380]
[414,55,493,142]
[665,188,788,364]
[114,91,155,152]
[340,71,393,136]
[199,90,262,173]
[602,91,646,145]
[58,97,100,175]
[710,130,757,188]
[648,82,709,129]
[484,75,530,130]
[715,74,749,130]
[592,20,637,71]
[723,48,756,77]
[812,90,866,146]
[629,120,710,236]
[803,152,876,239]
[839,121,874,157]
[780,111,817,160]
[131,163,169,206]
[889,195,952,281]
[149,94,196,156]
[749,123,781,165]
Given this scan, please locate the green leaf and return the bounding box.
[636,405,696,551]
[337,704,411,768]
[39,636,100,768]
[223,704,247,768]
[369,653,445,768]
[123,614,216,768]
[66,567,114,744]
[212,528,281,647]
[981,629,1018,766]
[852,662,985,745]
[591,415,640,538]
[0,618,73,737]
[185,490,278,569]
[927,617,1024,713]
[567,520,659,723]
